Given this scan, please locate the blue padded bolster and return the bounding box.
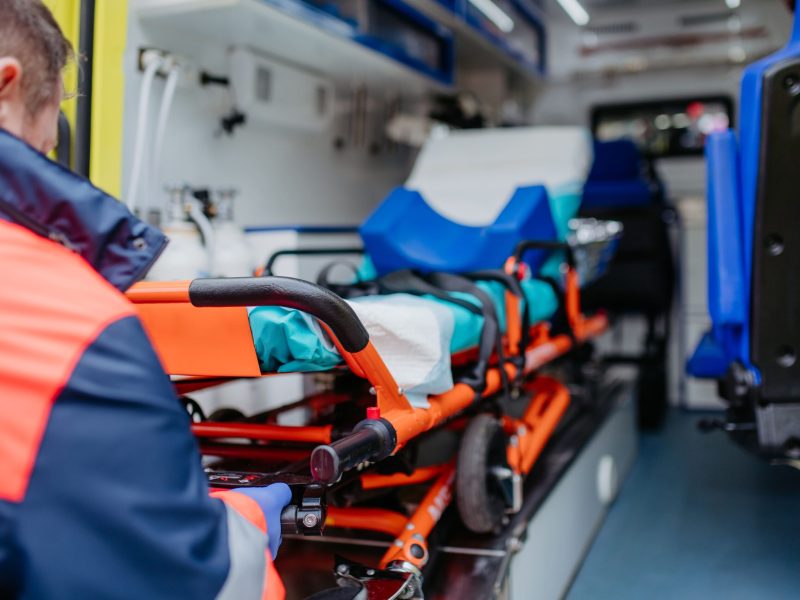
[706,130,746,327]
[687,131,746,378]
[687,331,730,379]
[360,185,557,276]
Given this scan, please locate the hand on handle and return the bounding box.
[234,483,292,558]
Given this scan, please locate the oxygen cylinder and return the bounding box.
[211,188,255,277]
[146,185,211,280]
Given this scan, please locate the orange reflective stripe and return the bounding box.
[211,490,267,533]
[0,221,134,502]
[212,490,285,600]
[263,552,285,600]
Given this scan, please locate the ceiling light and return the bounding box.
[726,0,741,8]
[557,0,590,26]
[468,0,515,33]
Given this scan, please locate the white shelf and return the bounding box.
[403,0,544,88]
[136,0,452,93]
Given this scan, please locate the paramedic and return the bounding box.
[0,2,291,598]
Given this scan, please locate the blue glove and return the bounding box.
[233,483,292,558]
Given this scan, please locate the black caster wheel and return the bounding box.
[456,414,510,534]
[208,408,246,422]
[182,397,206,423]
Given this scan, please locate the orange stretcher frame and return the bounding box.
[126,260,608,573]
[127,265,606,451]
[317,375,572,570]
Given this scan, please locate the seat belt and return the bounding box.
[424,272,508,395]
[316,262,380,298]
[318,267,504,395]
[536,275,575,342]
[373,270,501,394]
[464,269,530,384]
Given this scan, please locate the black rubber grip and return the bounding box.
[310,419,396,484]
[189,276,370,353]
[281,505,299,534]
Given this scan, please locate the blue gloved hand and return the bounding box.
[233,483,293,558]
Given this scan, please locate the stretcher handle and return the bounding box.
[188,277,370,353]
[311,419,397,484]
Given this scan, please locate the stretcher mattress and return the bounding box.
[246,128,592,402]
[248,279,558,405]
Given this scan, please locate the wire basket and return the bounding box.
[567,218,624,286]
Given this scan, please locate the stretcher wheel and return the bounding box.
[182,397,206,423]
[208,408,246,422]
[456,414,508,534]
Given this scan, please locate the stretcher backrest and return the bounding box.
[405,126,592,225]
[582,140,653,210]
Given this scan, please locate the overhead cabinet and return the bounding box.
[137,0,546,90]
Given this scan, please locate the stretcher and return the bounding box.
[128,170,619,598]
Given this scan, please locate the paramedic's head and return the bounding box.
[0,0,73,154]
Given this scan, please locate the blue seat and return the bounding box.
[360,184,558,276]
[684,11,800,457]
[688,14,800,381]
[687,131,745,379]
[582,140,653,210]
[580,138,673,427]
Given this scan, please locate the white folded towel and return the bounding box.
[349,294,455,408]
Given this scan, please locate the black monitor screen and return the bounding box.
[591,96,734,157]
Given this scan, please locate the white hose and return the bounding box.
[188,199,215,276]
[125,56,163,213]
[145,65,181,217]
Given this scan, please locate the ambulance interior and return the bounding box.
[50,0,800,597]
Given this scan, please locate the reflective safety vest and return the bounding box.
[0,129,283,600]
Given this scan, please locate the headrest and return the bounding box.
[588,139,642,181]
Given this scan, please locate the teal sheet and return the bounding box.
[248,279,558,373]
[249,184,579,374]
[541,183,582,281]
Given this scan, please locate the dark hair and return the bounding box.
[0,0,73,115]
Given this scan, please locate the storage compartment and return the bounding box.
[137,0,454,91]
[297,0,454,82]
[464,0,545,71]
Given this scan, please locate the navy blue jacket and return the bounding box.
[0,129,281,599]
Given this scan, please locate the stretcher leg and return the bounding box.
[379,462,457,571]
